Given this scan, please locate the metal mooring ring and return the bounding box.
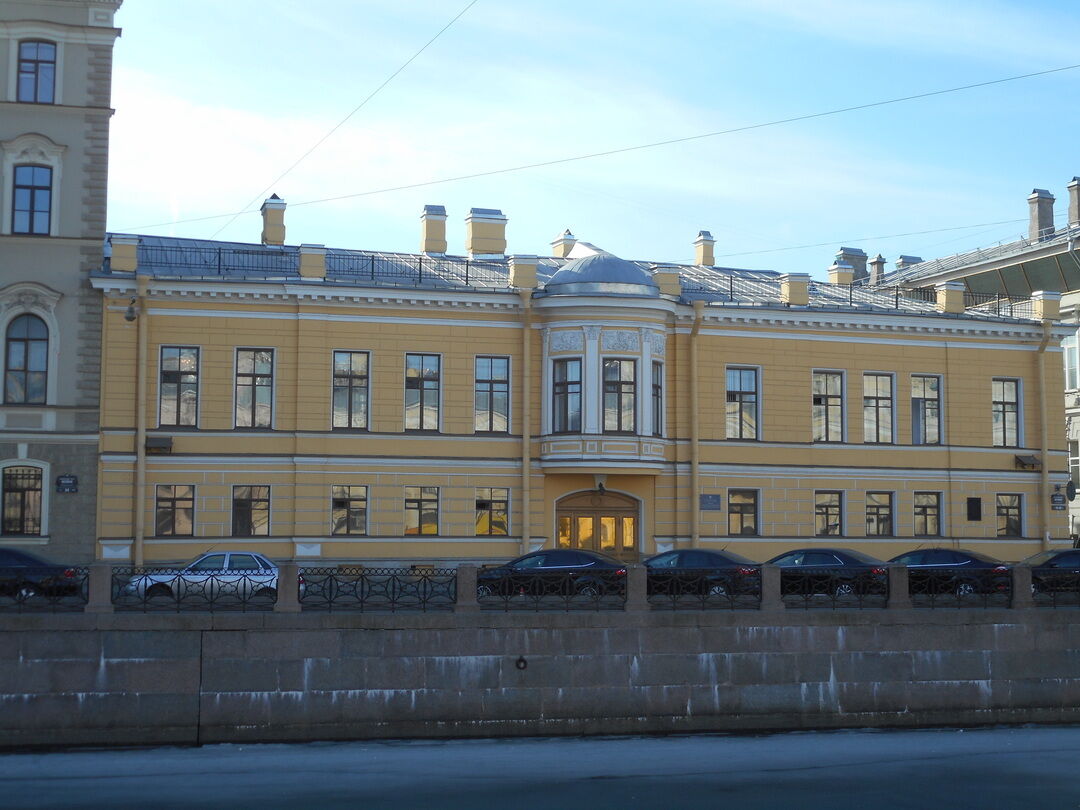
[515,656,528,670]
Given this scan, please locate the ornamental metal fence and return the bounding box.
[1031,571,1080,608]
[476,570,627,611]
[299,567,456,612]
[780,567,889,610]
[0,566,88,613]
[647,567,761,610]
[111,566,279,612]
[908,567,1012,609]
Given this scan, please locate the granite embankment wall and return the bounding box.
[4,608,1080,748]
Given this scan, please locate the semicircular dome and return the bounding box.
[544,252,660,297]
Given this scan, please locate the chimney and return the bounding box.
[651,266,683,297]
[1032,290,1061,321]
[465,208,507,257]
[1069,178,1080,228]
[299,244,326,279]
[895,255,923,272]
[868,254,886,285]
[828,260,853,285]
[1028,189,1055,241]
[260,194,286,245]
[508,254,538,289]
[835,247,868,282]
[551,229,576,258]
[935,281,965,314]
[420,205,447,254]
[109,235,139,273]
[779,273,810,306]
[694,231,715,266]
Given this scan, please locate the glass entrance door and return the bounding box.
[556,492,639,561]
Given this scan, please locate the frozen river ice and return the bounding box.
[3,725,1080,809]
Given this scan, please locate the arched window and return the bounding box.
[12,165,52,235]
[4,313,48,404]
[1,465,42,536]
[17,40,57,104]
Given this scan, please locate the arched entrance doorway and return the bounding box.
[555,491,639,561]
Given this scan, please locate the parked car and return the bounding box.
[765,548,888,598]
[644,549,761,597]
[476,549,627,598]
[122,551,293,602]
[0,548,83,601]
[889,548,1011,596]
[1023,549,1080,595]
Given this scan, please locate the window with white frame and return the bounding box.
[866,492,893,536]
[332,351,369,430]
[913,492,941,537]
[1064,334,1079,391]
[863,373,893,443]
[474,356,509,433]
[405,353,440,431]
[812,371,843,442]
[602,358,636,433]
[159,347,198,427]
[991,378,1020,447]
[726,367,758,440]
[16,40,56,104]
[4,313,48,404]
[235,349,273,428]
[652,361,663,437]
[911,375,941,445]
[996,494,1022,537]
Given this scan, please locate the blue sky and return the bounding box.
[107,0,1080,277]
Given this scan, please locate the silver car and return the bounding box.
[122,551,289,605]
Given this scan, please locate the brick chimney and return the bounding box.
[1028,189,1055,241]
[551,229,576,258]
[465,208,507,257]
[420,205,447,255]
[260,194,286,245]
[694,231,715,266]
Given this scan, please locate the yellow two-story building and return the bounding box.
[89,202,1071,564]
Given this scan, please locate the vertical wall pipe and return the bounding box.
[133,275,149,566]
[690,300,704,548]
[519,290,533,556]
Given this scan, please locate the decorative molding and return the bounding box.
[601,329,639,352]
[583,325,602,341]
[643,330,666,357]
[0,281,62,315]
[550,330,583,352]
[1,134,66,237]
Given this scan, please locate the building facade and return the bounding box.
[89,208,1071,564]
[0,0,122,562]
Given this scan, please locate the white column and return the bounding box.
[638,328,653,436]
[583,326,601,434]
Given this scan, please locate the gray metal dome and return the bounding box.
[544,252,660,297]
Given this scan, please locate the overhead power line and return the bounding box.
[118,61,1080,232]
[207,0,479,239]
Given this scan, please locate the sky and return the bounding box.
[106,0,1080,277]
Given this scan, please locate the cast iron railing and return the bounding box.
[136,243,298,277]
[1031,571,1080,608]
[780,566,888,609]
[325,252,509,288]
[476,569,627,611]
[908,567,1012,609]
[299,567,456,611]
[0,566,88,613]
[111,566,280,612]
[647,567,761,610]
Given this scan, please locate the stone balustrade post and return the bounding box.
[274,561,302,613]
[887,564,911,609]
[759,564,783,611]
[1011,564,1034,609]
[625,564,648,611]
[84,562,114,614]
[455,564,479,613]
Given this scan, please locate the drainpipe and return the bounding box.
[133,275,149,566]
[519,289,533,556]
[1037,319,1052,550]
[690,300,704,548]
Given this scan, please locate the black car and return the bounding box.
[0,548,83,602]
[476,549,627,598]
[1024,549,1080,595]
[766,548,888,598]
[644,549,761,597]
[889,548,1011,596]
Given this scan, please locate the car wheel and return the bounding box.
[708,582,729,597]
[955,582,976,597]
[834,582,855,598]
[577,583,600,598]
[146,583,173,599]
[15,584,38,602]
[476,584,494,599]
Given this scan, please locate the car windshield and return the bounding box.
[1022,551,1061,565]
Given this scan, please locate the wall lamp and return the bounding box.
[124,296,137,322]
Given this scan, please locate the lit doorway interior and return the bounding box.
[555,491,639,561]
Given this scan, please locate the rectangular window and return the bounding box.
[603,358,636,433]
[812,371,844,442]
[866,492,893,536]
[232,485,270,536]
[404,486,439,535]
[815,491,843,537]
[1071,440,1080,488]
[155,485,194,537]
[913,492,941,537]
[727,490,758,536]
[474,356,509,433]
[996,494,1022,537]
[1,466,42,535]
[405,353,440,431]
[159,347,199,427]
[991,378,1019,447]
[331,485,367,535]
[235,349,273,428]
[475,487,509,536]
[726,367,758,440]
[1064,335,1078,391]
[863,373,893,443]
[911,375,941,445]
[12,165,52,235]
[332,351,369,429]
[552,358,582,433]
[652,361,663,437]
[17,41,56,104]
